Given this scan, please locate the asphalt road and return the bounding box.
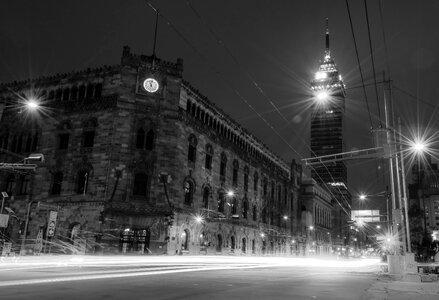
[0,256,380,300]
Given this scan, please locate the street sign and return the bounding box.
[34,229,43,253]
[46,211,58,237]
[0,214,9,228]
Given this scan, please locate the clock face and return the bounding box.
[143,78,159,93]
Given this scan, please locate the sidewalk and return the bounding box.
[365,273,439,300]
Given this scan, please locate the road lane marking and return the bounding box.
[0,264,272,287]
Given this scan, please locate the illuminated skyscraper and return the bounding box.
[310,19,347,189]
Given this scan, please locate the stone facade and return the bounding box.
[0,47,304,256]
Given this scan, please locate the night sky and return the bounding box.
[1,0,438,212]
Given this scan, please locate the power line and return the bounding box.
[146,1,353,214]
[345,0,373,128]
[363,0,383,127]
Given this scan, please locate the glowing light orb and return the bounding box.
[315,71,327,80]
[226,190,235,197]
[316,91,328,101]
[26,99,39,110]
[359,194,366,201]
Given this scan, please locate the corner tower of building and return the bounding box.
[310,19,347,189]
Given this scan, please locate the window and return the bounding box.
[232,160,239,187]
[31,133,38,151]
[18,175,30,195]
[202,187,210,209]
[86,84,94,98]
[16,134,23,153]
[76,170,89,194]
[136,128,145,149]
[82,118,97,148]
[252,205,257,221]
[220,153,227,183]
[59,133,69,150]
[253,172,259,193]
[78,85,86,100]
[218,191,225,212]
[145,129,154,150]
[263,178,267,196]
[95,83,103,98]
[231,197,237,215]
[71,86,78,100]
[244,166,249,192]
[184,181,194,205]
[187,135,197,164]
[25,134,32,152]
[133,173,148,196]
[205,144,213,170]
[83,130,95,147]
[51,172,63,195]
[62,88,70,101]
[5,174,15,195]
[242,198,249,219]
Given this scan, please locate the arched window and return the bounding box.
[51,172,63,195]
[216,234,223,252]
[243,166,249,192]
[182,229,190,251]
[186,101,191,113]
[78,85,86,100]
[25,134,32,152]
[253,172,259,193]
[94,83,103,98]
[82,119,97,148]
[187,135,197,164]
[204,144,213,170]
[16,134,23,153]
[184,180,194,205]
[76,170,89,194]
[242,238,246,253]
[232,160,239,187]
[263,178,268,196]
[55,89,62,100]
[70,86,78,100]
[218,190,225,212]
[252,204,257,221]
[136,128,145,149]
[133,173,148,196]
[10,135,17,153]
[62,88,70,101]
[145,129,154,150]
[31,132,38,151]
[262,207,267,224]
[242,198,249,219]
[86,84,94,98]
[202,186,210,209]
[231,197,237,215]
[220,152,227,183]
[230,236,235,250]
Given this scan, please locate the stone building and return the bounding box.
[0,47,303,255]
[298,178,333,255]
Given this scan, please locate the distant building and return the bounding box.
[308,20,352,249]
[0,47,303,255]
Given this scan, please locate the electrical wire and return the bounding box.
[363,0,383,127]
[146,1,355,217]
[184,1,353,212]
[345,0,373,129]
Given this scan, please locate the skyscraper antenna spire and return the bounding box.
[325,18,330,59]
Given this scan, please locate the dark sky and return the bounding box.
[1,0,439,211]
